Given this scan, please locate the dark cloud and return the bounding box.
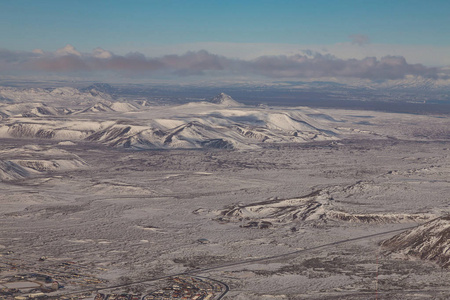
[349,34,370,46]
[18,48,225,75]
[246,53,439,80]
[94,53,164,72]
[0,49,39,72]
[0,46,442,81]
[0,49,33,62]
[161,50,227,75]
[25,50,163,73]
[30,55,89,72]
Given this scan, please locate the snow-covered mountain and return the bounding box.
[78,102,115,113]
[208,93,241,106]
[81,83,116,97]
[0,86,112,106]
[212,187,432,228]
[109,102,138,112]
[382,215,450,268]
[1,86,447,151]
[0,102,64,117]
[0,94,339,149]
[81,107,337,149]
[73,101,138,114]
[0,85,140,117]
[0,144,88,181]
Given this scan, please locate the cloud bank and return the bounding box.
[0,45,445,81]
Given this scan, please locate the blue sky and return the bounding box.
[1,0,450,82]
[2,0,450,51]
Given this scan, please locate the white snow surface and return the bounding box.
[0,93,344,149]
[1,87,450,299]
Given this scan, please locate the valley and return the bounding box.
[0,86,449,299]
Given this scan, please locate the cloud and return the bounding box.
[0,45,443,81]
[122,41,450,66]
[349,34,370,46]
[246,53,438,80]
[0,49,36,63]
[0,49,40,73]
[161,50,228,75]
[20,47,228,75]
[30,55,89,72]
[55,44,81,57]
[92,47,113,59]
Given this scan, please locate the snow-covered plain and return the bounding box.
[0,87,449,299]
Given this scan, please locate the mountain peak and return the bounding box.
[209,93,240,106]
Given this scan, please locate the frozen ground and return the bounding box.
[0,89,449,299]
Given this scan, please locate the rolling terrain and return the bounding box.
[0,85,449,299]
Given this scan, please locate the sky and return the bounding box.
[1,0,450,84]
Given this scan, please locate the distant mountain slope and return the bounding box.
[213,188,432,228]
[0,86,113,105]
[70,101,137,114]
[0,103,63,117]
[81,83,116,97]
[382,215,450,268]
[208,93,241,106]
[109,102,137,112]
[0,100,338,150]
[78,102,115,113]
[0,160,30,181]
[0,145,89,181]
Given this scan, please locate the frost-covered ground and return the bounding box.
[0,88,449,299]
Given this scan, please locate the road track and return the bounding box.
[52,224,424,299]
